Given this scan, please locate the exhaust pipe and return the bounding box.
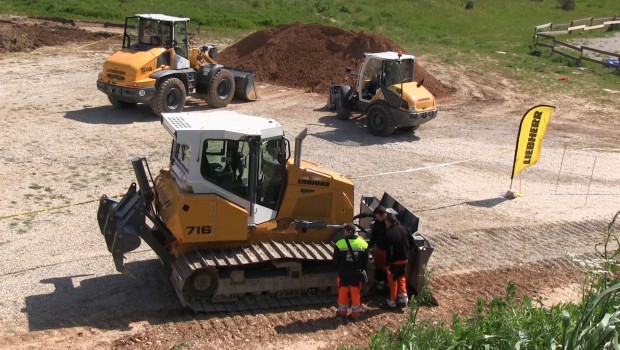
[294,128,307,167]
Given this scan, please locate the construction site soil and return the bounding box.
[0,16,619,350]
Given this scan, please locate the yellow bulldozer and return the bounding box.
[97,14,256,118]
[96,110,433,311]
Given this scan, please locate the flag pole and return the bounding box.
[555,143,567,195]
[584,156,597,206]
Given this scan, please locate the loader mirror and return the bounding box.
[284,139,291,161]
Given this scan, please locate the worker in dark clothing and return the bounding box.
[333,223,369,320]
[381,213,411,310]
[354,206,389,292]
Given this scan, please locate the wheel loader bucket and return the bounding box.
[226,67,257,101]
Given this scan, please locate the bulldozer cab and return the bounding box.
[163,111,289,225]
[122,14,190,69]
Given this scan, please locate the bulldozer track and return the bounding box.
[171,241,338,313]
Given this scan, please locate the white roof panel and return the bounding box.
[365,51,415,60]
[134,14,190,22]
[162,111,284,143]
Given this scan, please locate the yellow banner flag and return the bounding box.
[511,105,555,179]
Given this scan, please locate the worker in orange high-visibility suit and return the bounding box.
[333,223,369,320]
[354,206,389,293]
[381,213,411,310]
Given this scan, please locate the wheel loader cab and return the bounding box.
[360,58,382,101]
[122,14,190,69]
[381,59,404,108]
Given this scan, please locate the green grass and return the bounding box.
[1,0,617,103]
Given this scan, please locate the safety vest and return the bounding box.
[336,235,368,263]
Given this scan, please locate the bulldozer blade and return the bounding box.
[97,184,145,272]
[227,67,258,101]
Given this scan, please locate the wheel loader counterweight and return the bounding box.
[96,111,433,312]
[97,14,257,118]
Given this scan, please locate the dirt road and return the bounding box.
[0,20,619,350]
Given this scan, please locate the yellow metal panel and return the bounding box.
[155,172,248,244]
[172,194,248,244]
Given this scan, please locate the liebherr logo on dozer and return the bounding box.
[298,179,330,187]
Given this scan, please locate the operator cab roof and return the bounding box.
[162,111,284,144]
[365,51,415,60]
[134,14,190,22]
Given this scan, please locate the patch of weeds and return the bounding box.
[70,182,88,190]
[16,215,35,234]
[23,194,33,200]
[533,64,547,73]
[28,184,43,190]
[44,187,53,193]
[553,66,571,75]
[170,342,190,350]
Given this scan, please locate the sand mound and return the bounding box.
[219,22,454,98]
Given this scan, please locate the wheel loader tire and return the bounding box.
[151,77,186,118]
[108,95,136,109]
[186,268,219,298]
[335,87,351,120]
[367,104,395,136]
[206,69,235,108]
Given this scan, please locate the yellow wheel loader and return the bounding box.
[96,111,433,311]
[328,51,438,136]
[97,14,257,118]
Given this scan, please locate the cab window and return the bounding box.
[173,143,191,171]
[201,139,250,199]
[258,139,284,209]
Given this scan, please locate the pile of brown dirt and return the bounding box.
[0,19,115,53]
[219,22,454,98]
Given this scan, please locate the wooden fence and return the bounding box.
[533,16,620,69]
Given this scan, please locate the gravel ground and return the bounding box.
[0,22,619,350]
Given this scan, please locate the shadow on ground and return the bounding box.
[23,259,183,331]
[64,105,158,124]
[311,113,420,146]
[64,97,248,124]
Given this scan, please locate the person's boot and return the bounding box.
[397,293,409,308]
[379,299,400,312]
[350,305,364,321]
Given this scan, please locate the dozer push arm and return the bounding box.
[96,158,175,273]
